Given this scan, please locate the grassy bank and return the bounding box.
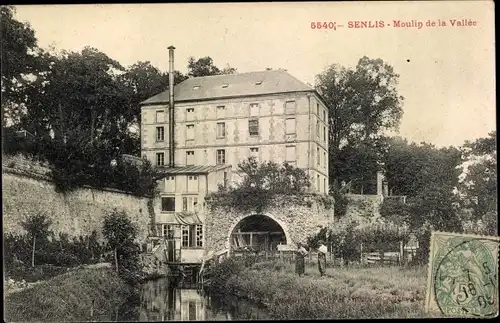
[4,267,133,322]
[209,260,441,319]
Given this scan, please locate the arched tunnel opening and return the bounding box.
[230,214,286,252]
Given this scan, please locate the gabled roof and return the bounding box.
[157,164,231,175]
[140,69,316,105]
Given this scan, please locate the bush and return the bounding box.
[5,263,69,282]
[4,231,104,271]
[34,251,81,267]
[102,209,142,280]
[207,257,246,294]
[332,188,349,218]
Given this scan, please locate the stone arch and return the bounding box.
[225,213,292,253]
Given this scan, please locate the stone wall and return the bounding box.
[2,168,152,244]
[204,194,334,253]
[344,194,383,226]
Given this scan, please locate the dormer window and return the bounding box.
[255,81,263,85]
[222,84,229,88]
[193,86,201,90]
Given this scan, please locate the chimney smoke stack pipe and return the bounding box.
[168,45,175,168]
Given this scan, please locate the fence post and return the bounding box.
[399,240,404,266]
[360,243,363,265]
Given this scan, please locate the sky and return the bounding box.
[13,1,495,148]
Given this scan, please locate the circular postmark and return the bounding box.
[434,237,498,317]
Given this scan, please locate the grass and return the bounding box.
[4,267,133,322]
[210,260,443,319]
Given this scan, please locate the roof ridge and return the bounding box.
[188,69,283,80]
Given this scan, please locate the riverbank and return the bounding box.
[209,260,441,319]
[4,267,134,322]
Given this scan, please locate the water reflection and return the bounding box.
[131,278,270,321]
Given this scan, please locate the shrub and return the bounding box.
[332,187,349,217]
[34,251,80,267]
[5,263,69,282]
[102,209,141,279]
[207,257,246,294]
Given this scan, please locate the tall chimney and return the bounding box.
[168,45,175,168]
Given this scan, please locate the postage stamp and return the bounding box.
[425,231,500,318]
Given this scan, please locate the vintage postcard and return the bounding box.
[2,1,496,321]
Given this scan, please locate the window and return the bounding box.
[324,152,327,168]
[187,175,198,191]
[161,197,175,212]
[317,103,320,117]
[250,147,259,160]
[186,124,195,141]
[196,225,203,247]
[324,179,327,193]
[286,146,296,164]
[186,108,195,120]
[182,225,203,248]
[285,118,296,134]
[316,121,320,137]
[317,175,320,192]
[216,149,226,164]
[249,103,259,117]
[323,109,326,121]
[162,224,175,239]
[285,101,296,114]
[216,106,225,119]
[324,126,326,142]
[156,111,165,123]
[182,196,199,212]
[156,152,165,166]
[249,119,259,136]
[216,122,226,138]
[317,147,320,166]
[186,151,195,166]
[156,126,164,142]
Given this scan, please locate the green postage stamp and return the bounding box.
[426,231,499,318]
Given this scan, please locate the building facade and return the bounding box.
[141,69,329,194]
[140,64,330,263]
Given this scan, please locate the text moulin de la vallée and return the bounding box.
[310,19,478,30]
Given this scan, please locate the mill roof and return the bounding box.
[140,69,317,105]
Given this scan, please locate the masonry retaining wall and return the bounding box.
[2,168,152,244]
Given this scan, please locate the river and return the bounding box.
[110,277,271,321]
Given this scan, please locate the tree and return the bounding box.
[315,57,404,188]
[20,212,52,267]
[236,157,310,193]
[379,138,464,263]
[207,157,311,213]
[119,61,187,125]
[102,209,139,273]
[458,131,497,234]
[1,6,41,127]
[187,56,237,77]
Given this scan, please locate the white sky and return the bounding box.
[13,1,495,148]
